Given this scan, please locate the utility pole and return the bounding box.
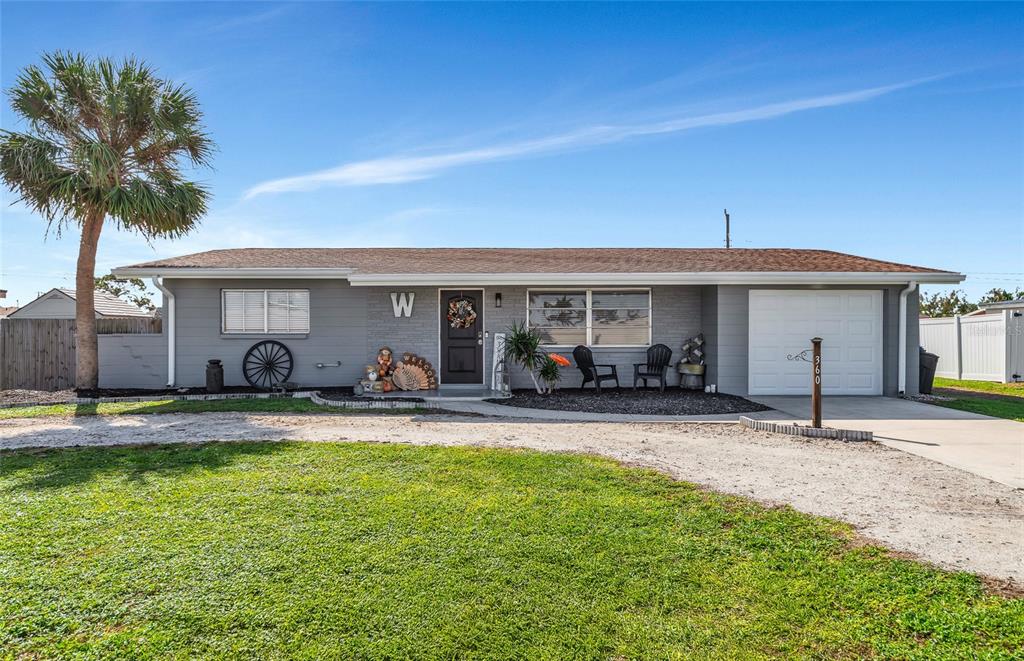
[724,209,731,249]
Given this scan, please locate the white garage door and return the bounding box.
[748,290,883,395]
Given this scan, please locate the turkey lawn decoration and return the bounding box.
[391,352,438,390]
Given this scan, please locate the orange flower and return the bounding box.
[548,353,571,367]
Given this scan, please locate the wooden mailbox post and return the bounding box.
[811,337,822,428]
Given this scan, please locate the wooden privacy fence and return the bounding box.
[0,317,162,390]
[920,310,1023,383]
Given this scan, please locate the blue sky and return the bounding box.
[1,2,1022,306]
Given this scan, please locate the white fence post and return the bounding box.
[1004,310,1013,384]
[954,314,963,380]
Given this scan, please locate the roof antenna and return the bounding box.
[724,209,731,249]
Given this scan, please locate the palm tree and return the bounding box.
[503,320,560,394]
[1,53,213,389]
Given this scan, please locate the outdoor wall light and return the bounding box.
[495,292,502,308]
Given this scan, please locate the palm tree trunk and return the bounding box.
[75,210,104,390]
[528,368,544,394]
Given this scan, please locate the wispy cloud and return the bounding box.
[198,4,292,34]
[244,76,939,199]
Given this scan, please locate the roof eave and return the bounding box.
[347,271,965,286]
[110,267,965,286]
[112,267,358,279]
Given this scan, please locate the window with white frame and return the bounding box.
[527,289,651,347]
[222,289,310,334]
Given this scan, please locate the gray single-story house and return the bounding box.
[106,247,964,396]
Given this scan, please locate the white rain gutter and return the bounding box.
[897,281,918,395]
[345,271,965,286]
[151,278,175,387]
[112,268,964,285]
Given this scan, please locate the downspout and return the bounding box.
[151,277,175,387]
[897,281,918,396]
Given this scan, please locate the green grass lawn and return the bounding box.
[1,443,1020,659]
[933,378,1024,399]
[0,397,424,420]
[930,378,1024,422]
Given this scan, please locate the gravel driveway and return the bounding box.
[1,412,1021,585]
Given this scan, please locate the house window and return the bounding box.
[222,290,309,334]
[527,289,651,347]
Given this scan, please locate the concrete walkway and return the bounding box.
[441,400,784,423]
[750,396,1024,489]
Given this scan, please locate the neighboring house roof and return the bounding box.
[965,298,1024,316]
[0,306,18,318]
[979,298,1024,310]
[113,248,963,285]
[8,288,152,319]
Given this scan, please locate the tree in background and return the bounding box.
[978,288,1024,305]
[920,290,977,317]
[920,288,1024,317]
[95,275,156,312]
[0,53,212,389]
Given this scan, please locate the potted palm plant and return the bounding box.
[504,321,561,394]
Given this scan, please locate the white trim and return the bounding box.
[527,287,652,348]
[151,278,175,387]
[113,267,355,279]
[897,281,918,395]
[111,267,965,286]
[437,288,486,386]
[348,271,964,286]
[221,288,310,334]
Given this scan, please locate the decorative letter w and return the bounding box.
[390,292,415,317]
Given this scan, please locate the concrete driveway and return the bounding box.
[750,396,1024,489]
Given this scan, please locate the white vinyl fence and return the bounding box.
[920,310,1024,383]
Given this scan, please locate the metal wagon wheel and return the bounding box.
[242,340,293,389]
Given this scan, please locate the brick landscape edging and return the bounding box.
[739,416,873,442]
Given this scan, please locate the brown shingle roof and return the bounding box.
[121,248,953,274]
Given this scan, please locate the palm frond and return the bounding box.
[1,51,215,237]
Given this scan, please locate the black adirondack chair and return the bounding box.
[633,343,673,392]
[572,345,619,393]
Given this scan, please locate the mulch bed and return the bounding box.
[0,389,79,405]
[487,388,771,415]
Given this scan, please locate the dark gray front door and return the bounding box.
[440,290,483,384]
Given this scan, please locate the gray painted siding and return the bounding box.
[158,283,701,390]
[98,334,167,388]
[365,287,441,380]
[165,279,368,387]
[711,285,921,397]
[483,286,702,389]
[99,280,920,396]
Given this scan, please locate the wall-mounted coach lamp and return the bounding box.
[495,292,502,308]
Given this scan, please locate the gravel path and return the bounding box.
[1,412,1021,585]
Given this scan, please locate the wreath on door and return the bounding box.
[447,297,478,329]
